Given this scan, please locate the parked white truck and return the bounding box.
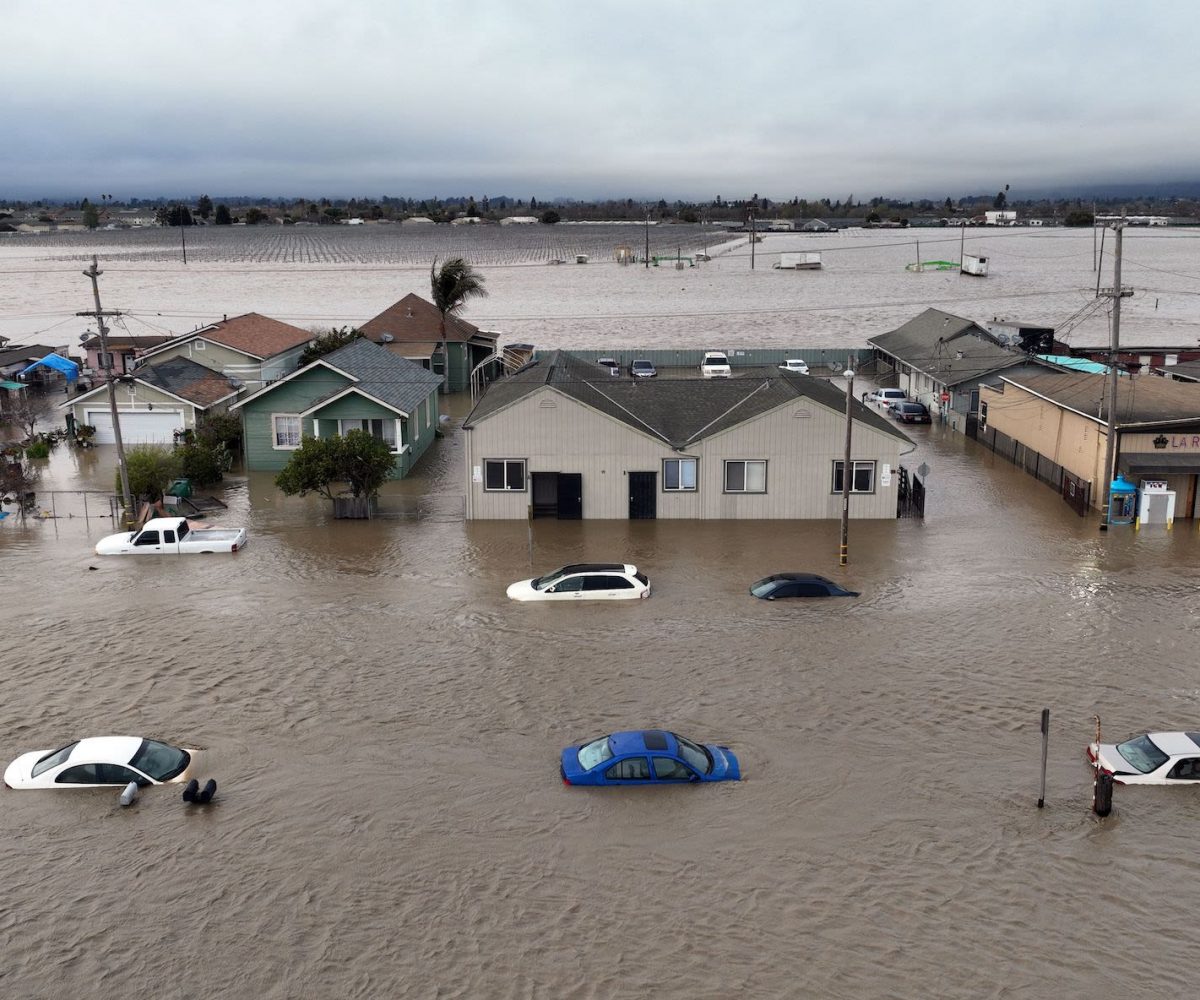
[94,517,247,556]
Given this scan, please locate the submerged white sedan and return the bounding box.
[4,737,196,789]
[1087,731,1200,784]
[506,563,650,602]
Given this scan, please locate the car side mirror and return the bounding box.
[689,774,701,783]
[547,585,556,593]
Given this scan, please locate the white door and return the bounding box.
[86,409,184,444]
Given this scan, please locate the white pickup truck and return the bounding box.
[94,517,247,556]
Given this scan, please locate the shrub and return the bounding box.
[121,445,181,501]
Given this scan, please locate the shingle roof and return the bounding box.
[1000,369,1200,425]
[870,307,1026,387]
[310,337,443,414]
[0,344,58,368]
[136,357,238,407]
[360,293,497,345]
[81,334,175,351]
[197,313,313,359]
[1155,360,1200,382]
[464,351,910,446]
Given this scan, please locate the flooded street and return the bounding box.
[3,225,1200,997]
[4,408,1200,998]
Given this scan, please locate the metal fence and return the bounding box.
[896,466,925,518]
[373,493,466,521]
[977,425,1092,517]
[1,489,122,525]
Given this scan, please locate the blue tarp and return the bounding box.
[19,354,79,381]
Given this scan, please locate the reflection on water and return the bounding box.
[4,418,1200,996]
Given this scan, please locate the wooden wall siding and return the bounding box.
[154,339,246,373]
[982,383,1105,486]
[240,366,348,471]
[465,387,904,520]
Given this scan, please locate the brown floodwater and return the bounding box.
[3,401,1200,999]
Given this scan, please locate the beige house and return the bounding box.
[979,370,1200,517]
[136,313,314,390]
[463,352,913,520]
[62,358,240,444]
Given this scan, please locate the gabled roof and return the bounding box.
[143,313,313,362]
[998,369,1200,426]
[81,334,176,351]
[360,293,497,346]
[230,337,442,416]
[464,351,910,447]
[869,307,1026,387]
[66,357,238,408]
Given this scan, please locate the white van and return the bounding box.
[701,351,731,378]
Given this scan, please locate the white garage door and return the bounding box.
[87,410,184,444]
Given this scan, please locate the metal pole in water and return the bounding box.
[1037,708,1049,808]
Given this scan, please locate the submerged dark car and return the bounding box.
[888,401,931,424]
[750,573,859,599]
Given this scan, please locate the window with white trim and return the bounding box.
[273,414,301,448]
[663,458,697,491]
[832,460,877,494]
[724,460,766,493]
[484,459,526,491]
[338,418,398,452]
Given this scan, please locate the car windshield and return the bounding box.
[578,737,614,770]
[750,578,780,597]
[1115,735,1169,774]
[673,734,712,775]
[531,568,570,591]
[707,355,728,365]
[31,741,79,778]
[129,739,190,781]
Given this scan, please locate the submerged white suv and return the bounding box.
[701,351,732,378]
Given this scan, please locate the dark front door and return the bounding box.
[556,473,582,520]
[629,472,657,519]
[531,473,558,518]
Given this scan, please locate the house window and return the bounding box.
[980,401,988,430]
[724,460,766,493]
[484,459,526,491]
[832,460,877,494]
[338,418,397,451]
[273,414,301,448]
[663,458,697,491]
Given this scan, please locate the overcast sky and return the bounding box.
[3,0,1195,203]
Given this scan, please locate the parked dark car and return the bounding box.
[630,359,657,378]
[749,573,859,599]
[888,401,931,424]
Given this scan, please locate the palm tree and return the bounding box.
[430,257,488,396]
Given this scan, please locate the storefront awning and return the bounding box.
[1120,452,1200,475]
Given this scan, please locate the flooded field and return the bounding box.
[3,401,1200,998]
[3,224,1198,351]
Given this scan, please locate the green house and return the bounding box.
[231,338,443,476]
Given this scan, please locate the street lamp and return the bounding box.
[839,367,855,566]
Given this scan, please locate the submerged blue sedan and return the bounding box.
[560,730,740,786]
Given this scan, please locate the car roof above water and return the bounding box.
[552,563,634,575]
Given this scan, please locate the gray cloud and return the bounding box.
[3,0,1196,201]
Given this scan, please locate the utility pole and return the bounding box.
[79,255,133,519]
[180,206,188,265]
[644,211,650,269]
[749,210,756,270]
[1099,221,1133,531]
[839,359,855,566]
